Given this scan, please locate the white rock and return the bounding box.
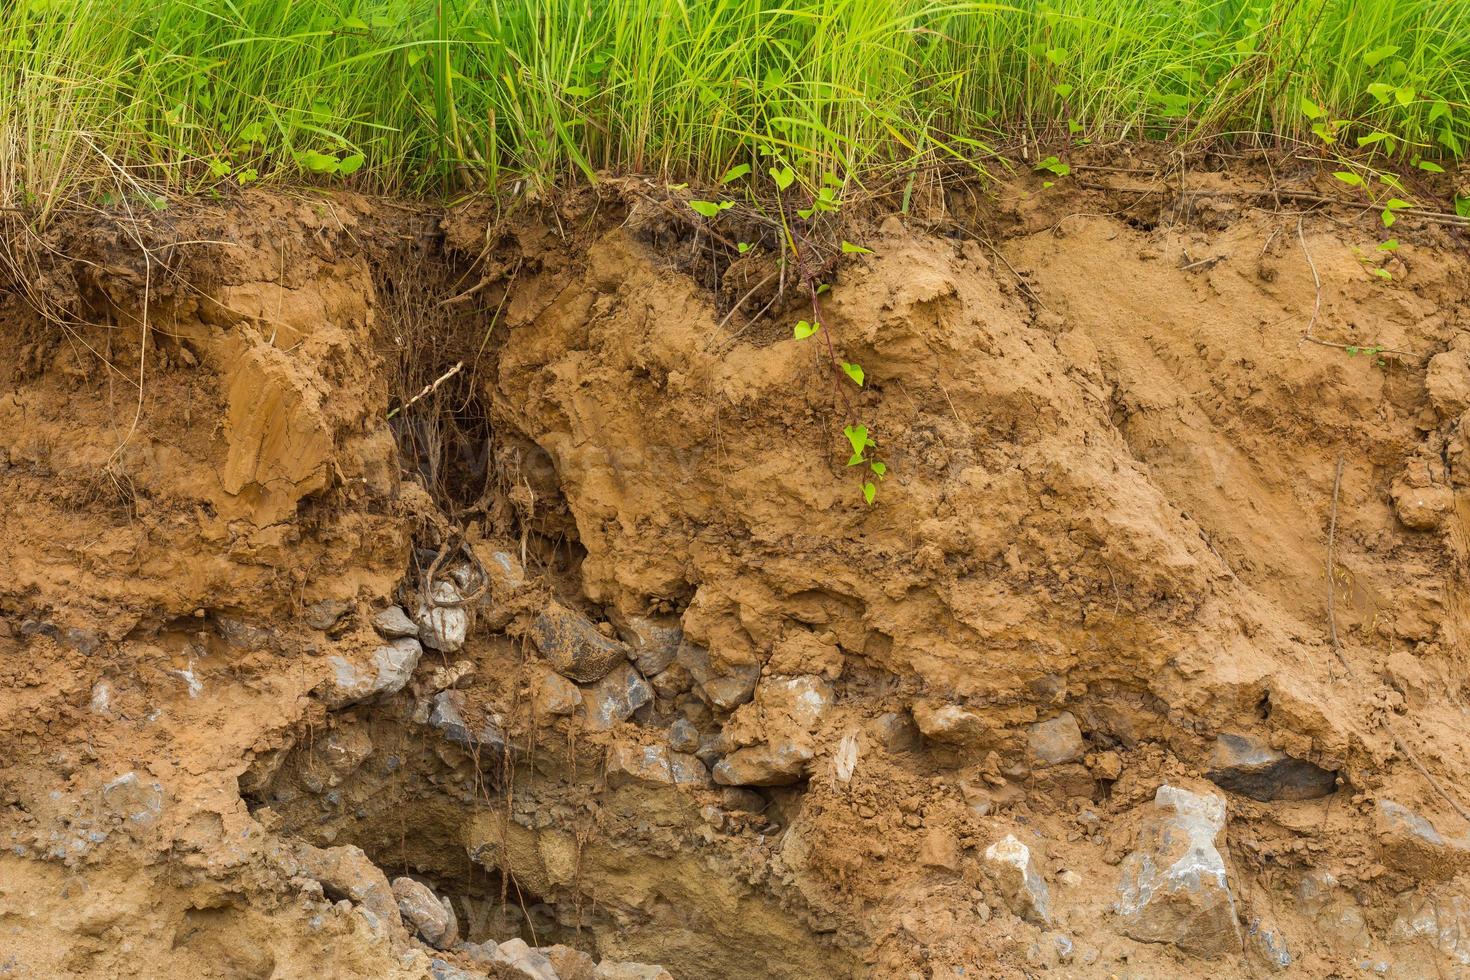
[982,834,1051,925]
[391,877,458,949]
[1116,784,1242,958]
[417,581,469,652]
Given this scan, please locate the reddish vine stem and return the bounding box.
[778,192,854,421]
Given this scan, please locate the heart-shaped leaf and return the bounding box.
[843,424,868,457]
[869,460,887,478]
[688,200,724,218]
[793,320,819,340]
[720,163,751,183]
[862,481,877,506]
[770,166,795,191]
[840,362,864,386]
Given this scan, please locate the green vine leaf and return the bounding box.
[869,460,887,477]
[840,241,873,254]
[840,361,865,386]
[862,481,877,506]
[720,163,751,183]
[688,200,732,218]
[843,424,869,457]
[793,320,820,340]
[770,166,795,191]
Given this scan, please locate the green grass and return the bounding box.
[2,0,1468,216]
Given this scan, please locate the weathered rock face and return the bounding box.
[676,641,759,710]
[372,605,419,639]
[712,742,814,787]
[616,615,682,676]
[417,581,470,652]
[1205,733,1336,801]
[606,742,709,788]
[391,876,458,949]
[1375,798,1470,880]
[292,843,400,930]
[912,702,987,747]
[1116,785,1242,958]
[428,689,509,755]
[1390,884,1470,966]
[1027,712,1085,765]
[321,637,424,708]
[532,603,630,683]
[581,663,654,730]
[982,834,1051,925]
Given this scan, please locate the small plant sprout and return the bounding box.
[840,241,872,254]
[793,320,820,339]
[736,242,752,254]
[1380,198,1410,227]
[840,362,864,385]
[1036,155,1070,177]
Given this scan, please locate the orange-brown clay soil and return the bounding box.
[3,159,1470,978]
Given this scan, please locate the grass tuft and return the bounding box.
[2,0,1467,214]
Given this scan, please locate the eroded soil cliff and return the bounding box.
[3,160,1470,978]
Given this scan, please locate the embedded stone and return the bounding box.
[606,744,677,788]
[1206,733,1337,801]
[918,827,961,872]
[870,711,922,754]
[712,743,813,787]
[618,615,683,676]
[1390,885,1470,965]
[304,599,353,630]
[593,963,674,980]
[1116,784,1242,958]
[417,581,469,653]
[668,718,701,754]
[1028,712,1085,765]
[1245,919,1293,973]
[292,843,399,928]
[428,690,509,756]
[534,668,582,716]
[581,663,653,730]
[538,945,596,980]
[101,772,164,830]
[321,637,423,708]
[983,834,1051,925]
[392,877,458,949]
[372,605,419,639]
[532,602,629,683]
[1375,798,1470,879]
[912,701,987,746]
[676,641,759,711]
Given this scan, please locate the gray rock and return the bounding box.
[372,637,423,696]
[429,959,486,980]
[1375,798,1470,879]
[100,772,164,830]
[299,725,373,792]
[321,637,423,708]
[593,963,674,980]
[618,615,683,676]
[650,661,693,700]
[1117,784,1242,958]
[486,549,528,593]
[758,675,834,732]
[1246,919,1293,972]
[538,944,596,980]
[304,599,353,630]
[668,718,701,754]
[712,742,813,787]
[215,615,277,650]
[372,605,419,639]
[1390,885,1470,965]
[676,641,759,711]
[292,843,399,928]
[428,690,509,756]
[532,603,629,683]
[982,834,1051,926]
[417,582,469,653]
[607,744,678,788]
[1028,712,1085,765]
[391,877,457,949]
[581,663,653,730]
[670,752,710,786]
[462,939,558,980]
[1206,733,1336,801]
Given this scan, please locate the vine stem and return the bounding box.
[777,191,854,421]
